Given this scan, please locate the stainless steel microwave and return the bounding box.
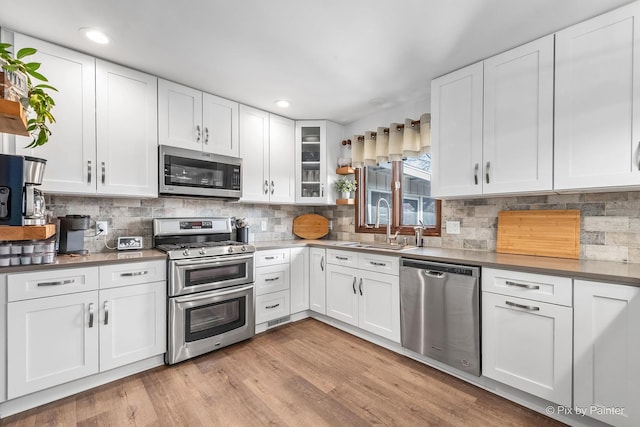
[159,145,242,199]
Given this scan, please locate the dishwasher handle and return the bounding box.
[423,270,446,278]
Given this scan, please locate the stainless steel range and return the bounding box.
[153,217,255,365]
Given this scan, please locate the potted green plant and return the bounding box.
[336,178,357,199]
[0,43,56,148]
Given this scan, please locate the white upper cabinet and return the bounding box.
[13,33,96,194]
[555,2,640,191]
[432,35,554,198]
[239,105,295,203]
[483,35,554,194]
[96,60,158,197]
[11,33,158,197]
[431,62,484,198]
[158,79,239,157]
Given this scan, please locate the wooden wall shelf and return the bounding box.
[336,166,355,175]
[0,224,56,241]
[0,99,29,137]
[336,198,355,205]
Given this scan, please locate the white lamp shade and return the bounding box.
[351,134,364,168]
[364,131,377,166]
[402,118,420,158]
[376,127,389,164]
[420,113,431,155]
[388,123,404,161]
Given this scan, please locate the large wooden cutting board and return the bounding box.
[496,210,580,259]
[293,214,329,239]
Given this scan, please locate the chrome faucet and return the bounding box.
[375,197,399,244]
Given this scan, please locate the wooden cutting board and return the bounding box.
[293,214,329,239]
[496,210,580,259]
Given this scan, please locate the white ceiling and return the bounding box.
[0,0,633,125]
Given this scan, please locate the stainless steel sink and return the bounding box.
[329,241,415,251]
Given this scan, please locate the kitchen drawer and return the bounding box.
[482,268,572,306]
[326,249,358,267]
[8,267,99,302]
[99,260,166,290]
[358,253,399,276]
[255,248,290,267]
[255,290,290,324]
[255,264,290,296]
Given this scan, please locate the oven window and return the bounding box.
[185,296,246,342]
[186,264,247,287]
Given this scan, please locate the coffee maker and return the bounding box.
[57,215,90,254]
[22,156,47,225]
[0,154,47,226]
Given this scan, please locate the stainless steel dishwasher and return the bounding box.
[400,258,481,376]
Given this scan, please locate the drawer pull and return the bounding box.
[37,279,75,287]
[88,303,95,328]
[120,271,148,277]
[370,261,387,267]
[505,280,540,290]
[264,256,276,260]
[505,301,540,311]
[104,301,109,325]
[336,256,349,261]
[265,303,280,309]
[264,276,280,282]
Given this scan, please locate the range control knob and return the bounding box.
[199,248,206,255]
[228,247,234,253]
[182,249,190,257]
[241,246,247,252]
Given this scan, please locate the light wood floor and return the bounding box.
[2,319,565,426]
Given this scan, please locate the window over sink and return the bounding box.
[356,152,441,237]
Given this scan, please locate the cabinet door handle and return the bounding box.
[264,276,280,282]
[358,278,363,296]
[505,280,540,290]
[265,303,280,309]
[485,161,490,184]
[196,125,201,142]
[264,180,269,194]
[336,256,349,261]
[101,162,106,185]
[37,279,75,287]
[505,300,540,311]
[88,303,94,328]
[87,161,92,184]
[104,301,109,325]
[204,127,209,144]
[320,256,324,271]
[271,180,275,195]
[321,183,324,197]
[370,261,386,267]
[120,271,148,277]
[474,163,479,185]
[352,276,357,294]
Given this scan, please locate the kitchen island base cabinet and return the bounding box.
[574,280,640,427]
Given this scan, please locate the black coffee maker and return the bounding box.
[57,215,91,254]
[0,153,25,226]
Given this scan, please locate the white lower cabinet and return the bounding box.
[325,251,400,343]
[574,280,640,427]
[481,269,572,407]
[255,248,291,326]
[6,260,166,399]
[290,247,309,314]
[309,248,326,314]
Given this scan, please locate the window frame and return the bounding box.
[354,161,441,236]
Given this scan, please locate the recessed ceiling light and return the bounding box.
[80,28,110,44]
[275,99,290,108]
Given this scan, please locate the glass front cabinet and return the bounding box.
[295,120,342,204]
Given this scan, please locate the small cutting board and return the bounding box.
[293,214,329,239]
[496,210,580,259]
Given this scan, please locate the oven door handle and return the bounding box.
[173,254,255,269]
[173,284,254,304]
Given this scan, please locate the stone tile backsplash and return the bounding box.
[48,191,640,263]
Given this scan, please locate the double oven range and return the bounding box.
[153,217,255,365]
